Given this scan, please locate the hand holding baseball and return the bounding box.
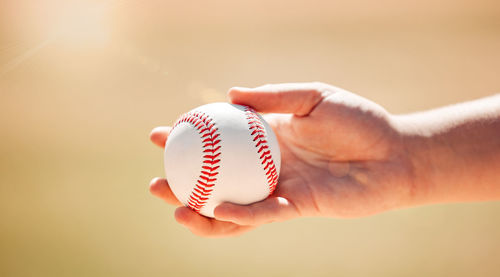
[150,83,500,237]
[149,82,417,237]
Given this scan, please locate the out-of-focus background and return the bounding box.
[1,0,499,276]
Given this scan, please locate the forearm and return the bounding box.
[395,94,500,205]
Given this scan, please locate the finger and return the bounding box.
[228,83,330,116]
[149,177,182,205]
[213,197,300,226]
[174,207,255,237]
[149,126,172,148]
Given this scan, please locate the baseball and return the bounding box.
[164,102,281,218]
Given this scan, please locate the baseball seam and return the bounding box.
[172,111,221,213]
[244,106,279,195]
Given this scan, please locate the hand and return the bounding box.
[149,82,416,237]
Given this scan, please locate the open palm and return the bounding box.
[150,83,415,237]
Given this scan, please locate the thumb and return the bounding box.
[227,83,329,116]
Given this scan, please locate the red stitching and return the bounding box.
[244,106,279,195]
[172,111,221,213]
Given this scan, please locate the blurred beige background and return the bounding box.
[1,0,500,276]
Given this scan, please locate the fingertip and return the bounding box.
[174,207,217,237]
[227,87,248,103]
[150,126,171,138]
[149,126,171,147]
[149,177,182,205]
[226,89,236,102]
[174,207,192,225]
[148,177,163,195]
[149,126,162,139]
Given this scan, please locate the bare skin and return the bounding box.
[149,82,500,237]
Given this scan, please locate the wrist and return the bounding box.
[393,108,500,206]
[392,115,440,207]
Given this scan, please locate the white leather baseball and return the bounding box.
[164,102,281,218]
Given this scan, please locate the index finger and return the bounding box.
[227,83,330,116]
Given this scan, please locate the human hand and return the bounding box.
[150,82,416,237]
